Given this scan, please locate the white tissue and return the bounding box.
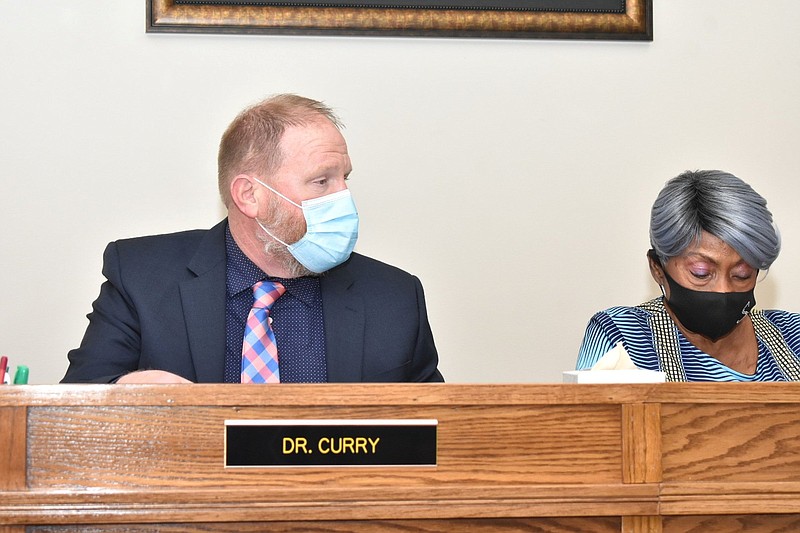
[591,342,637,370]
[562,342,666,383]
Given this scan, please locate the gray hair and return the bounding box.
[649,170,780,270]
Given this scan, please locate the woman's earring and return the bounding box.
[659,285,666,297]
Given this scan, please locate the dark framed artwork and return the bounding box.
[147,0,652,40]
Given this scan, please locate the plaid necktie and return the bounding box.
[241,280,286,383]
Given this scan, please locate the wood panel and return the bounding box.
[5,383,800,530]
[622,403,661,484]
[28,517,622,532]
[0,407,26,491]
[26,404,621,488]
[660,481,800,515]
[622,515,662,533]
[0,383,663,407]
[660,403,800,482]
[663,514,800,533]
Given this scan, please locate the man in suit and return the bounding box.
[62,94,443,384]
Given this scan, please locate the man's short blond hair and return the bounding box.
[217,94,343,207]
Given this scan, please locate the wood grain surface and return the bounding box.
[0,407,25,491]
[26,517,622,533]
[4,383,800,531]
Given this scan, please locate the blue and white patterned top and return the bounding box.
[576,299,800,381]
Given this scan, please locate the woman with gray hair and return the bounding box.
[577,169,800,381]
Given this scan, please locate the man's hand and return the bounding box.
[116,370,193,384]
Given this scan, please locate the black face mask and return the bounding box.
[662,270,755,341]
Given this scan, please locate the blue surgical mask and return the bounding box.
[254,178,359,273]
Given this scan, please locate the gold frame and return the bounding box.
[147,0,652,40]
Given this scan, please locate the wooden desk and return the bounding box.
[2,383,800,532]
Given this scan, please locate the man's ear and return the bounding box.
[229,174,261,219]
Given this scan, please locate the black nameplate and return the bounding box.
[225,419,437,468]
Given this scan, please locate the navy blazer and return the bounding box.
[63,220,443,384]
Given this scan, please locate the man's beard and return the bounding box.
[256,194,317,278]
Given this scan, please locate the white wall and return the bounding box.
[2,1,799,384]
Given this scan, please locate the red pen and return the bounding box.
[0,356,7,385]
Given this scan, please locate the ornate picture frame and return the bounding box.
[147,0,652,40]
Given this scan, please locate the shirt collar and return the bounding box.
[225,224,320,306]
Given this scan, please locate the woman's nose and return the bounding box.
[713,278,736,293]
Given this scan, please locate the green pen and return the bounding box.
[13,365,29,385]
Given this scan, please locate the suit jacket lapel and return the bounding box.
[180,220,228,383]
[321,259,365,382]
